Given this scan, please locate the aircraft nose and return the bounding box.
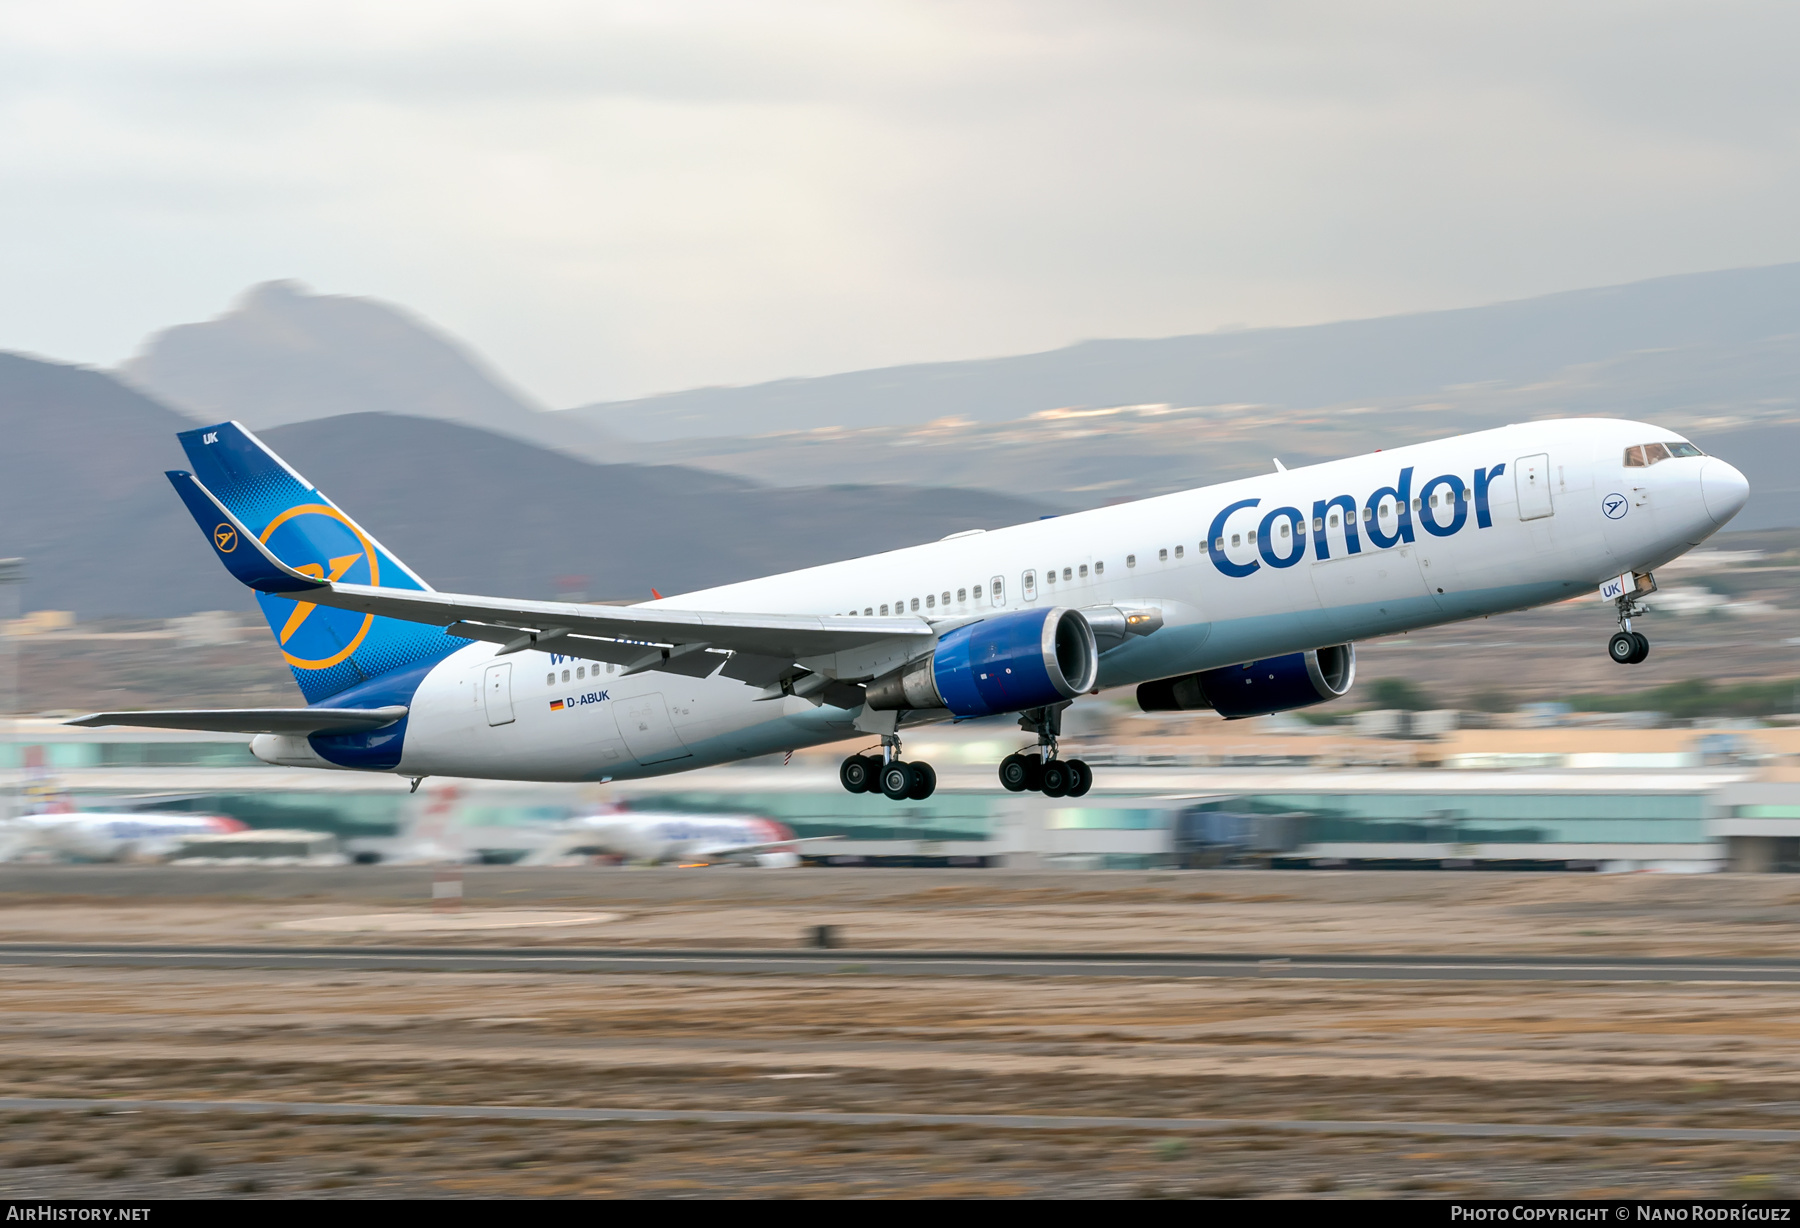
[1700,458,1750,525]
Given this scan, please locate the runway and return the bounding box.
[6,942,1800,981]
[2,1095,1797,1144]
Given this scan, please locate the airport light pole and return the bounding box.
[0,559,20,823]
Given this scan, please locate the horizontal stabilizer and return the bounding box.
[67,706,409,735]
[165,472,326,595]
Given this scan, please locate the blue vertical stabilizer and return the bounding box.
[169,421,467,705]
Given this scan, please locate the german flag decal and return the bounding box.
[549,699,565,711]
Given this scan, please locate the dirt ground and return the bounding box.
[2,866,1800,957]
[0,870,1798,1197]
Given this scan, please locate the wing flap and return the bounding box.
[67,706,409,735]
[328,583,929,659]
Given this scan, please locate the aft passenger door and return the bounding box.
[1515,454,1554,521]
[483,662,515,726]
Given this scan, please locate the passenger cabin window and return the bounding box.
[1061,567,1071,581]
[546,673,555,686]
[1077,565,1087,579]
[1046,569,1056,583]
[957,588,967,602]
[863,607,873,616]
[880,604,889,615]
[1231,534,1240,547]
[562,670,570,683]
[1174,545,1184,558]
[941,591,950,605]
[926,594,935,608]
[1127,554,1137,567]
[910,598,919,612]
[1313,517,1324,531]
[577,666,585,679]
[1158,548,1167,562]
[1093,561,1103,575]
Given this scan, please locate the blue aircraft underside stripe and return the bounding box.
[307,653,456,770]
[1094,577,1577,691]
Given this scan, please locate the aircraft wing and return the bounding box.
[171,470,935,688]
[67,706,409,734]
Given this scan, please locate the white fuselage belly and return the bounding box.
[273,419,1729,784]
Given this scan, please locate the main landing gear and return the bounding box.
[839,735,937,801]
[1608,588,1651,665]
[998,703,1093,798]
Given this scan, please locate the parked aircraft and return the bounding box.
[0,811,246,862]
[523,809,822,868]
[73,420,1747,796]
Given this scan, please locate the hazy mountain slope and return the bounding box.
[0,352,247,618]
[571,262,1800,442]
[118,281,623,462]
[0,352,1058,619]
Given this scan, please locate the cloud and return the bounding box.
[0,1,1797,405]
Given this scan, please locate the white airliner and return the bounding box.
[523,809,819,868]
[0,811,246,862]
[73,419,1748,796]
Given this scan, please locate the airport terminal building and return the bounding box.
[8,718,1800,872]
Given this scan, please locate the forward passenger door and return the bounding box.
[1515,454,1555,521]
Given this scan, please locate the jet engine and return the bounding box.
[1136,644,1356,719]
[865,607,1098,717]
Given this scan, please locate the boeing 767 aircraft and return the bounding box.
[74,419,1748,800]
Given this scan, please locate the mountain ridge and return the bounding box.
[0,352,1057,619]
[568,262,1800,442]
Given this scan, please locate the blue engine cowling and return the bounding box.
[864,606,1099,717]
[1137,644,1356,719]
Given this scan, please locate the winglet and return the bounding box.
[165,471,326,595]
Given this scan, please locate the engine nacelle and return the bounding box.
[865,606,1098,717]
[1137,644,1356,719]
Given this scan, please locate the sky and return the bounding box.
[2,0,1799,407]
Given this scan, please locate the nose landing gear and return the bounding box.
[1608,630,1650,665]
[1608,589,1651,665]
[998,703,1093,797]
[840,735,936,801]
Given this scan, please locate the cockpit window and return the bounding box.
[1624,440,1705,467]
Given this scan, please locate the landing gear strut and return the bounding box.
[998,703,1092,798]
[1608,590,1651,665]
[839,734,936,801]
